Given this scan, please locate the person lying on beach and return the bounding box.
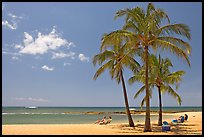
[99,116,107,125]
[99,116,112,125]
[94,118,101,124]
[95,116,106,124]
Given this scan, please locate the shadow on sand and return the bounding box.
[107,123,201,135]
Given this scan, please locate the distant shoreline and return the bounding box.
[84,110,202,115]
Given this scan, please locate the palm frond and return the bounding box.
[134,85,146,99]
[128,74,144,85]
[155,39,191,66]
[123,55,140,73]
[166,71,185,84]
[115,7,145,23]
[167,86,182,106]
[141,96,146,108]
[140,89,153,108]
[157,36,191,55]
[92,50,115,66]
[93,60,114,80]
[156,24,191,40]
[122,20,140,34]
[100,30,138,51]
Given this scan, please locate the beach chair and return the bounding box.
[162,121,171,131]
[171,119,178,125]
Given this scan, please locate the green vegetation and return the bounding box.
[129,54,185,126]
[93,35,140,127]
[93,3,191,131]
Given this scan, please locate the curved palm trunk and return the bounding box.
[144,46,152,132]
[157,86,162,126]
[120,70,135,127]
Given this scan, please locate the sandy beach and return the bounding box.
[2,111,202,135]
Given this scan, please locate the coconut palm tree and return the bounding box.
[129,54,185,126]
[102,3,191,131]
[93,34,140,127]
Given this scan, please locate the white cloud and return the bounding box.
[2,51,22,56]
[2,6,22,30]
[8,13,23,19]
[2,20,17,30]
[78,54,89,62]
[41,65,54,71]
[11,56,21,61]
[63,62,71,66]
[67,42,75,48]
[51,51,75,59]
[15,97,48,102]
[14,44,23,50]
[18,28,73,55]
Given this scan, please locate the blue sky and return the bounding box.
[2,2,202,107]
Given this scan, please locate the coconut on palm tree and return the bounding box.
[103,3,191,131]
[129,54,185,126]
[93,34,140,127]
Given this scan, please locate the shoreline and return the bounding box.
[2,111,202,135]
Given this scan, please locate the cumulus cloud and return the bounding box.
[41,65,54,71]
[2,20,17,30]
[15,97,48,102]
[51,51,75,59]
[78,54,89,62]
[17,28,73,55]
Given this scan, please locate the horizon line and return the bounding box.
[2,105,202,107]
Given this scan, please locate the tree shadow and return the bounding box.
[108,123,201,135]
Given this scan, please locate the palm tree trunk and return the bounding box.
[120,70,135,127]
[157,86,162,126]
[144,46,152,132]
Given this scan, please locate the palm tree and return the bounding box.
[103,3,191,131]
[93,34,140,127]
[129,54,185,126]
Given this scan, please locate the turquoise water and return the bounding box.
[2,107,202,125]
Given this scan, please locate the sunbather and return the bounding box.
[184,114,188,121]
[178,116,184,123]
[94,118,101,124]
[105,116,112,124]
[99,116,107,125]
[99,116,112,125]
[95,116,106,124]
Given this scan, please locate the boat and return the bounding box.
[25,106,37,109]
[129,108,136,111]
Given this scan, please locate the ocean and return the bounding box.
[2,106,202,125]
